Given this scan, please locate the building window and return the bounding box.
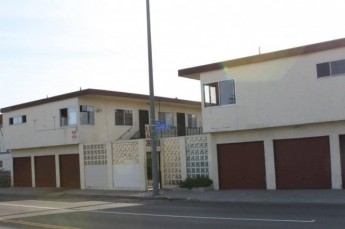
[317,59,345,78]
[203,79,236,107]
[60,107,77,126]
[158,112,174,126]
[187,114,197,128]
[115,109,133,126]
[80,105,95,125]
[9,115,26,125]
[204,82,218,106]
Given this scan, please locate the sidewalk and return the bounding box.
[1,187,345,205]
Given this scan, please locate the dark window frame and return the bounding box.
[317,59,345,78]
[80,105,95,125]
[203,82,219,107]
[203,79,236,108]
[158,112,174,126]
[115,109,133,126]
[187,114,197,128]
[60,107,77,127]
[9,115,26,125]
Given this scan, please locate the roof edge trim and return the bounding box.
[1,89,200,113]
[178,37,345,79]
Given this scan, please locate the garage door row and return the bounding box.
[13,154,80,188]
[218,136,334,189]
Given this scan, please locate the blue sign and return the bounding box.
[155,120,163,125]
[154,120,171,130]
[155,124,170,130]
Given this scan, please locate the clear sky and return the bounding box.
[1,0,345,109]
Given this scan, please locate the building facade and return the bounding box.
[179,38,345,190]
[0,89,203,189]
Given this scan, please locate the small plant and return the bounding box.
[0,170,11,187]
[179,175,213,190]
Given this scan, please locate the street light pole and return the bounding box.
[146,0,159,196]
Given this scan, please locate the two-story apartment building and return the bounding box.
[0,89,202,189]
[179,37,345,190]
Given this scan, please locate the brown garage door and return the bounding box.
[13,157,32,187]
[218,141,266,189]
[274,136,331,189]
[35,156,56,187]
[59,154,80,188]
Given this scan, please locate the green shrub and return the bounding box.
[0,170,11,187]
[179,176,213,189]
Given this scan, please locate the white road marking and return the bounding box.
[0,200,140,220]
[3,218,80,229]
[85,210,316,223]
[0,200,316,224]
[0,203,59,210]
[74,203,141,211]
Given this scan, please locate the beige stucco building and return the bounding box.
[179,38,345,190]
[0,89,203,189]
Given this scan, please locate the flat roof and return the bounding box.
[178,37,345,80]
[0,89,200,113]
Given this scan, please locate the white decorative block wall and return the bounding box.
[185,135,209,178]
[83,144,108,189]
[161,138,182,186]
[112,140,146,190]
[84,144,107,165]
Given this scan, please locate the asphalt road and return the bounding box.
[0,196,345,229]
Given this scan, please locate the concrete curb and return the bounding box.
[2,188,345,205]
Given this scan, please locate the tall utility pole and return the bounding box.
[146,0,159,196]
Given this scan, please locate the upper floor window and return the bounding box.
[115,109,133,126]
[80,105,94,125]
[317,59,345,78]
[158,112,174,126]
[203,79,236,107]
[9,115,26,125]
[60,107,77,126]
[187,114,197,128]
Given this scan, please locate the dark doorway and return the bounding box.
[177,113,186,136]
[139,110,149,138]
[146,152,162,189]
